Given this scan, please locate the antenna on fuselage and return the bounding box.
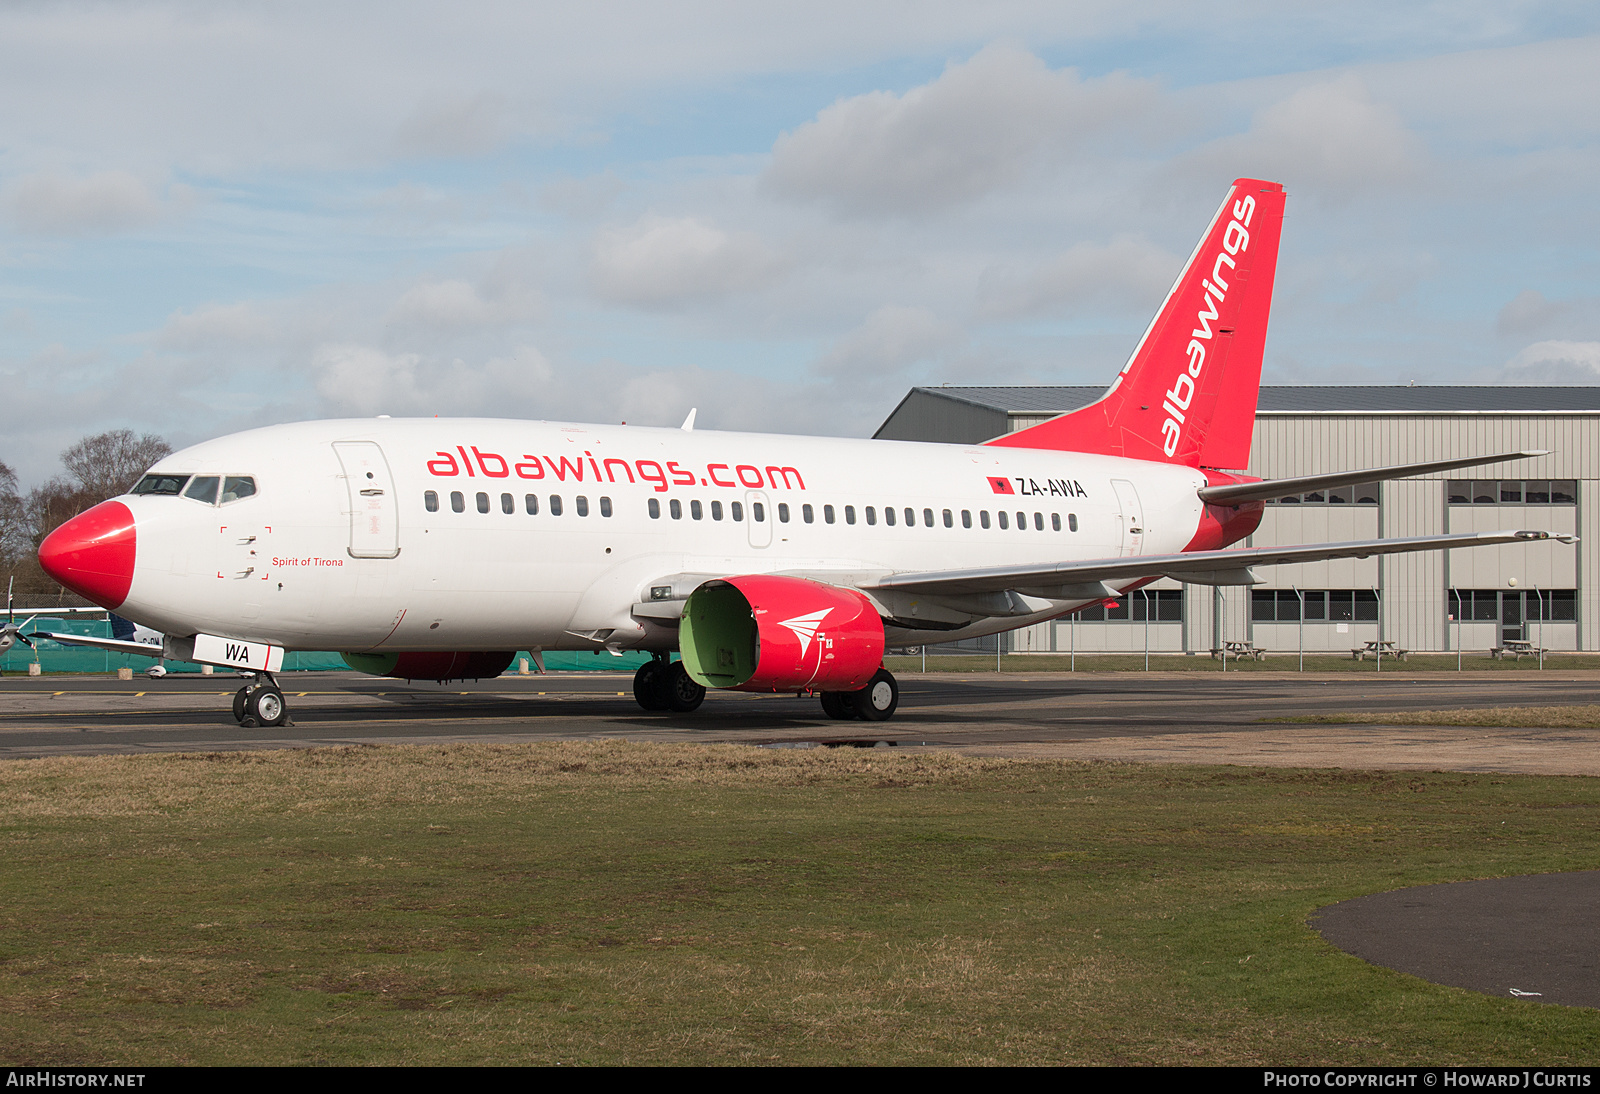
[680,408,697,431]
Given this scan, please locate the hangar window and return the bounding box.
[1260,591,1378,622]
[1449,588,1575,623]
[451,491,465,513]
[526,494,540,515]
[1077,590,1183,622]
[132,474,190,496]
[501,493,514,515]
[648,498,660,519]
[711,500,723,521]
[1267,483,1380,505]
[549,495,563,516]
[1447,480,1576,505]
[476,492,490,514]
[424,490,439,513]
[576,496,589,517]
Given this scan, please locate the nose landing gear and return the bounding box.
[233,673,291,728]
[632,654,705,713]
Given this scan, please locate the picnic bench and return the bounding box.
[1352,640,1408,661]
[1211,641,1267,661]
[1490,639,1545,660]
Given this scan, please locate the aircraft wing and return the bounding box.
[31,631,165,657]
[866,530,1571,597]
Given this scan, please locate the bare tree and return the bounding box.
[0,460,25,569]
[60,429,172,501]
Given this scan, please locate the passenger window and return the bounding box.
[476,491,489,514]
[1069,513,1078,532]
[731,501,743,521]
[451,491,465,513]
[648,498,660,519]
[1052,513,1061,531]
[424,490,439,513]
[802,503,814,523]
[942,509,953,528]
[866,506,876,526]
[753,502,765,522]
[576,496,589,517]
[690,500,703,520]
[549,495,563,516]
[1034,512,1043,531]
[904,508,915,527]
[600,497,613,517]
[184,476,219,505]
[526,494,539,515]
[980,510,990,529]
[844,505,855,525]
[961,510,971,528]
[998,511,1008,530]
[884,507,895,527]
[1016,511,1026,530]
[778,503,790,522]
[923,508,934,527]
[711,500,723,521]
[221,476,256,503]
[501,493,514,515]
[824,505,835,524]
[670,499,682,519]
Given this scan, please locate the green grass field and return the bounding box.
[2,743,1597,1065]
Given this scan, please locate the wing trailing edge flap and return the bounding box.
[1198,451,1549,505]
[867,530,1573,598]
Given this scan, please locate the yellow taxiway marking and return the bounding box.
[135,692,145,697]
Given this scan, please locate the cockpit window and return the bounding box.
[221,476,256,503]
[131,474,189,496]
[183,476,219,504]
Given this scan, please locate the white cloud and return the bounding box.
[6,171,168,236]
[157,302,277,350]
[977,236,1179,319]
[765,43,1162,216]
[1188,75,1424,200]
[312,342,556,417]
[590,216,785,307]
[393,92,512,159]
[1501,340,1600,382]
[814,305,963,379]
[384,279,542,330]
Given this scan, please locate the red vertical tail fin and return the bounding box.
[987,179,1286,470]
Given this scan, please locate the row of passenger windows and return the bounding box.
[424,490,1081,532]
[648,498,1079,533]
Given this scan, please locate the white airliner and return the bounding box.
[35,179,1565,727]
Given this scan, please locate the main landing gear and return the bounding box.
[819,668,899,722]
[632,655,705,713]
[233,673,291,728]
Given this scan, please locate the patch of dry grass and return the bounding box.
[1267,705,1600,728]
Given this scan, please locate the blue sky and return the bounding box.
[3,1,1599,485]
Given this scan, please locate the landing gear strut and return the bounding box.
[632,655,705,714]
[820,668,898,722]
[233,673,291,728]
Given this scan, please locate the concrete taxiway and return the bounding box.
[4,669,1600,773]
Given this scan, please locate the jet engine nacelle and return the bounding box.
[679,575,884,693]
[342,650,515,682]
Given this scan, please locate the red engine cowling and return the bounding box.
[679,575,884,693]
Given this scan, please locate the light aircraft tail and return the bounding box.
[988,178,1286,471]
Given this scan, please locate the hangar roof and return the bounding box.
[902,385,1600,415]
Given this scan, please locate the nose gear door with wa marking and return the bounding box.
[333,441,400,559]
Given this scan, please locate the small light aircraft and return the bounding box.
[34,179,1569,726]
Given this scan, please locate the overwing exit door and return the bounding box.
[333,441,400,559]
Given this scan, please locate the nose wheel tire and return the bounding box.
[236,683,290,728]
[819,691,854,720]
[232,687,249,722]
[851,669,898,722]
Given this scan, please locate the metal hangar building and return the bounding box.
[874,386,1600,656]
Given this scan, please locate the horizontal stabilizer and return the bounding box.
[869,530,1573,597]
[1198,450,1550,505]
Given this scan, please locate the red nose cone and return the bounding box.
[38,500,137,610]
